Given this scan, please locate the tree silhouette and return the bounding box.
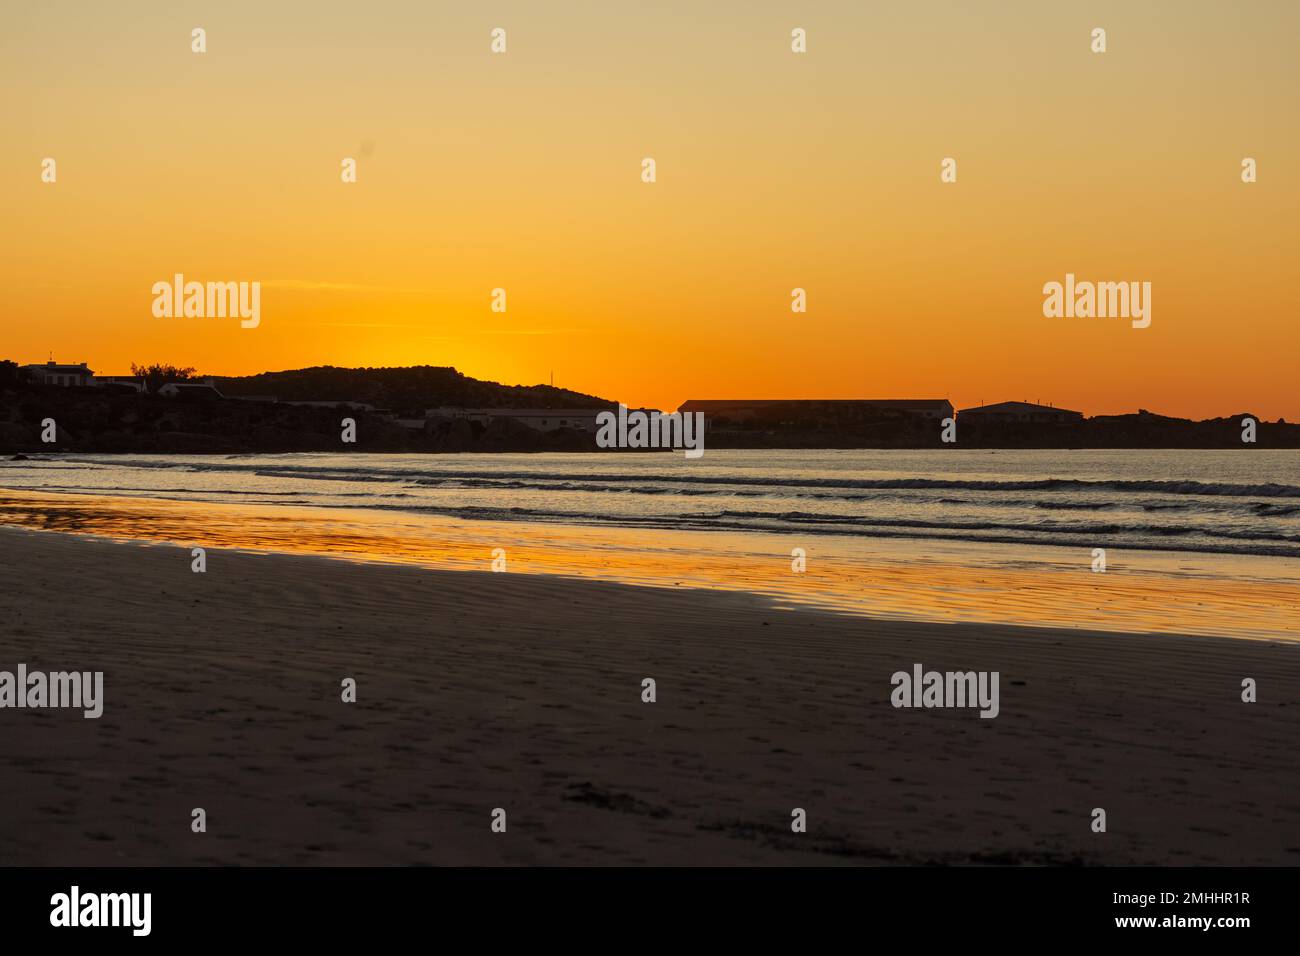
[131,363,196,393]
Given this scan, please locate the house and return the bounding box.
[21,360,94,387]
[282,400,376,411]
[956,401,1083,424]
[158,380,225,399]
[90,375,148,393]
[426,407,607,433]
[676,399,954,429]
[276,400,400,421]
[861,399,953,421]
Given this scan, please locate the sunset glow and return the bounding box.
[4,1,1297,417]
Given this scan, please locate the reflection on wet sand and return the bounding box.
[3,489,1298,641]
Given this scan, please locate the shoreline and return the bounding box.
[3,486,1300,642]
[8,473,1300,562]
[2,527,1298,865]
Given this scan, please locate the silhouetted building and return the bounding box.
[90,375,147,393]
[283,400,375,411]
[159,380,225,400]
[676,400,951,421]
[957,401,1082,424]
[677,399,953,428]
[22,360,93,387]
[426,407,606,433]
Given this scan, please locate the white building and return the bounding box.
[426,407,606,433]
[90,375,147,393]
[282,400,376,411]
[158,380,225,399]
[22,361,94,387]
[677,398,954,423]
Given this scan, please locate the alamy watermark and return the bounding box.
[596,404,705,459]
[1,664,103,718]
[152,273,260,328]
[1043,273,1150,329]
[890,663,999,719]
[50,886,150,936]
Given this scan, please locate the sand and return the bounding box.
[1,526,1297,865]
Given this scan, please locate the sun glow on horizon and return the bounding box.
[3,1,1297,418]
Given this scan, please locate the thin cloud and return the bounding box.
[300,323,585,335]
[423,328,586,338]
[262,279,426,294]
[307,321,429,328]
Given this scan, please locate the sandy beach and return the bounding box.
[2,525,1297,866]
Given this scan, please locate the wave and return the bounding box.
[404,473,1300,499]
[11,454,1300,560]
[1034,501,1114,511]
[696,509,1300,542]
[287,500,1300,558]
[1252,503,1300,517]
[15,484,416,500]
[36,456,1300,499]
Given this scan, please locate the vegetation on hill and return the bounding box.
[0,362,614,453]
[2,360,1297,452]
[214,365,614,416]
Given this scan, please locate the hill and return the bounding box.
[215,365,613,416]
[0,362,617,454]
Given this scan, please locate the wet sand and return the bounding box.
[3,488,1299,641]
[1,526,1298,865]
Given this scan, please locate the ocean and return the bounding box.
[3,448,1299,558]
[3,449,1298,638]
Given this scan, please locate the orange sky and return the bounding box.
[3,1,1298,418]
